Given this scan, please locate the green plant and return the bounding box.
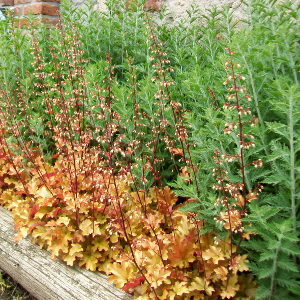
[0,14,34,90]
[0,270,10,293]
[175,1,300,299]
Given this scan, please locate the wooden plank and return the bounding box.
[0,206,133,300]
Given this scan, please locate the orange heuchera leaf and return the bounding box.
[91,236,109,252]
[247,192,258,202]
[63,251,83,266]
[108,261,135,289]
[51,207,61,218]
[189,276,205,291]
[230,254,249,274]
[48,240,68,260]
[42,171,58,178]
[189,277,214,296]
[220,210,242,231]
[220,275,239,299]
[169,281,190,300]
[14,227,28,242]
[146,266,171,289]
[29,204,40,220]
[62,244,84,267]
[36,186,52,199]
[110,234,118,243]
[134,282,150,298]
[169,148,183,156]
[0,190,22,210]
[79,219,93,236]
[56,216,70,226]
[202,245,225,264]
[175,211,196,238]
[32,225,46,238]
[79,252,100,271]
[72,231,85,243]
[13,155,23,165]
[79,219,103,236]
[214,266,228,281]
[27,178,39,195]
[158,289,169,300]
[236,194,245,208]
[180,166,191,183]
[122,275,145,292]
[4,177,18,185]
[131,191,152,206]
[156,186,178,207]
[138,248,166,269]
[69,243,83,256]
[242,231,251,240]
[144,213,164,231]
[56,229,73,253]
[27,221,46,234]
[35,207,52,219]
[168,235,195,268]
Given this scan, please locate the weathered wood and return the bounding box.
[0,206,133,300]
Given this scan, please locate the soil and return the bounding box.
[0,268,37,300]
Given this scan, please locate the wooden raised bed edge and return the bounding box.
[0,206,133,300]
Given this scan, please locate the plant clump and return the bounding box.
[0,0,299,299]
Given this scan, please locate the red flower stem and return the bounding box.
[1,89,54,196]
[215,153,233,265]
[145,14,200,196]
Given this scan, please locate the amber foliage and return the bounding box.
[0,147,256,299]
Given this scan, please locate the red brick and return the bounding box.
[41,17,59,27]
[126,0,138,9]
[24,3,59,16]
[14,6,22,16]
[13,16,59,28]
[35,0,61,2]
[14,17,39,28]
[3,0,14,6]
[41,3,59,15]
[143,0,161,11]
[24,4,42,15]
[14,0,31,4]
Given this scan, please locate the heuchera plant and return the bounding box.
[0,10,258,300]
[0,149,256,299]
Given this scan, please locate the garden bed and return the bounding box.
[0,0,299,299]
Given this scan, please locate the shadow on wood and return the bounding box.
[0,206,133,300]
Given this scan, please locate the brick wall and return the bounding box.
[0,0,60,26]
[16,0,60,26]
[0,0,162,28]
